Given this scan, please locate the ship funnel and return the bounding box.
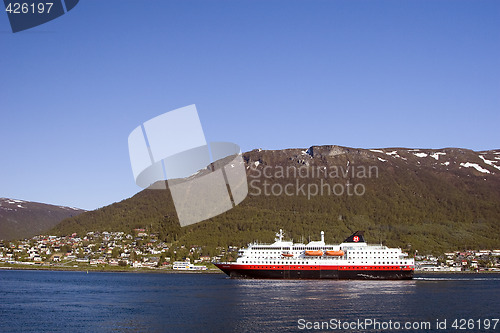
[321,231,324,242]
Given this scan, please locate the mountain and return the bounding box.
[0,198,85,240]
[50,145,500,254]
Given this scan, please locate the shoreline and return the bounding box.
[1,265,497,275]
[0,265,224,274]
[415,270,499,274]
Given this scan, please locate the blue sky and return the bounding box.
[1,0,499,210]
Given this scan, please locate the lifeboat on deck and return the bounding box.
[304,250,323,256]
[325,250,344,256]
[281,253,294,257]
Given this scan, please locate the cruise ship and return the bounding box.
[214,230,414,279]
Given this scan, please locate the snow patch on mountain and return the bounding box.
[1,199,27,209]
[479,155,500,171]
[58,206,81,211]
[414,152,428,158]
[430,152,446,160]
[460,162,490,174]
[1,198,26,205]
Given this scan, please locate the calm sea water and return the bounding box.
[0,270,499,332]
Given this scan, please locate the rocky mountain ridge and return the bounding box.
[49,145,500,253]
[0,198,85,240]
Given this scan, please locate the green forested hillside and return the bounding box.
[50,146,500,254]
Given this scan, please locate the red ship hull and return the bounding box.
[214,263,414,280]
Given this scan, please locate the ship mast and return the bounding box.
[275,229,284,242]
